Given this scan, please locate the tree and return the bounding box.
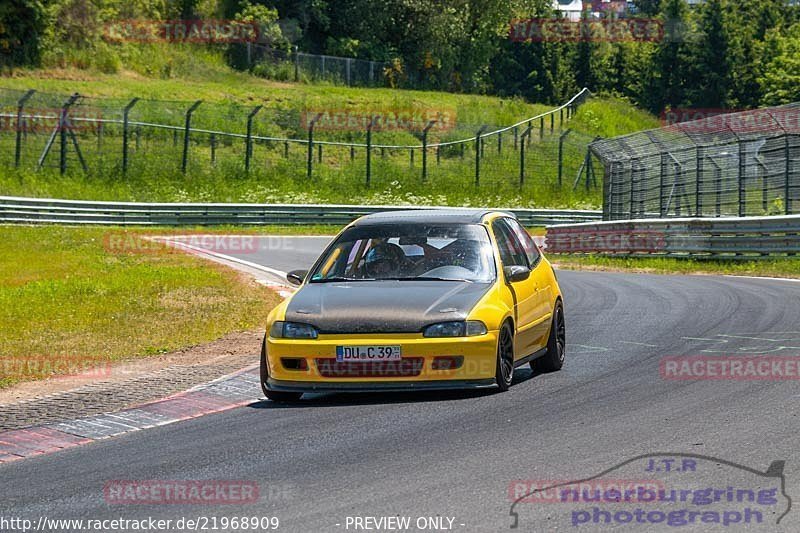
[640,0,693,113]
[0,0,47,70]
[758,24,800,105]
[633,0,662,16]
[688,0,731,108]
[574,10,596,91]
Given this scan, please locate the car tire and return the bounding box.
[260,335,303,402]
[536,300,566,373]
[495,322,515,391]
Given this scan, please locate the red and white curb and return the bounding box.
[0,365,262,464]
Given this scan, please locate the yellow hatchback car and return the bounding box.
[260,209,565,401]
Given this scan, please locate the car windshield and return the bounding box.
[309,223,496,283]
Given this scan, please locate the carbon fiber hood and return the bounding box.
[285,281,494,334]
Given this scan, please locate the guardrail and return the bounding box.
[0,196,601,227]
[545,215,800,258]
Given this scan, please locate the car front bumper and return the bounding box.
[265,331,499,390]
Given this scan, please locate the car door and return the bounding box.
[491,218,540,360]
[505,217,552,350]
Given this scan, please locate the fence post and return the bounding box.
[350,145,355,161]
[659,153,667,217]
[210,134,217,165]
[285,141,289,158]
[497,131,502,154]
[294,46,299,82]
[15,89,35,168]
[475,125,488,186]
[181,100,202,173]
[307,113,321,179]
[630,161,637,217]
[366,117,376,187]
[58,93,81,175]
[513,126,518,150]
[785,136,792,215]
[560,108,564,129]
[245,105,262,172]
[318,144,322,163]
[696,146,703,216]
[421,120,436,182]
[715,163,722,217]
[121,98,139,175]
[550,112,554,133]
[519,124,533,187]
[738,143,746,217]
[557,129,571,188]
[346,58,352,86]
[539,117,544,139]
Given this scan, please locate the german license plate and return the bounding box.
[336,345,402,362]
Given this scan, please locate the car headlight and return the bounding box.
[269,321,319,339]
[423,320,487,338]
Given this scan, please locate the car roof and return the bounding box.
[351,209,514,226]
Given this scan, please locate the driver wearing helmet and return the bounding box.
[363,242,404,278]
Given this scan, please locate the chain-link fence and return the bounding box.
[243,45,391,87]
[0,87,596,205]
[592,104,800,220]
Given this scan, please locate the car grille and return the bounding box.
[315,358,425,378]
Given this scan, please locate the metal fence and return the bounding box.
[0,87,596,204]
[591,104,800,220]
[244,45,385,87]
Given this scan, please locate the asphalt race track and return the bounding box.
[3,236,800,532]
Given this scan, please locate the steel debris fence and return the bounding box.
[592,104,800,220]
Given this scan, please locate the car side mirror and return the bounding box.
[503,265,530,284]
[286,269,308,286]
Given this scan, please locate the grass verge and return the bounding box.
[0,225,283,388]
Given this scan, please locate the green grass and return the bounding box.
[0,53,659,209]
[568,97,662,139]
[0,226,282,388]
[550,254,800,279]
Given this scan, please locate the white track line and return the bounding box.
[723,275,800,283]
[155,237,290,279]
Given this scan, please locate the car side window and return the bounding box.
[492,219,528,267]
[505,218,541,267]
